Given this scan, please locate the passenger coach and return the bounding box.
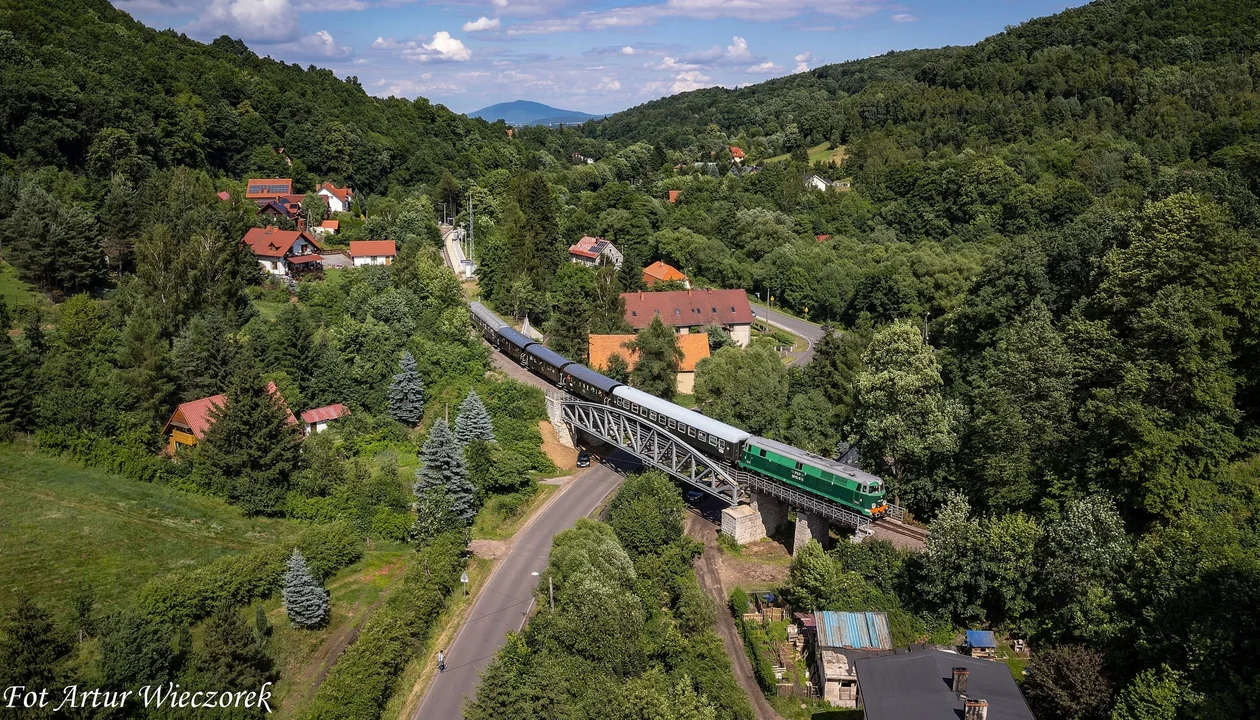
[611,385,749,464]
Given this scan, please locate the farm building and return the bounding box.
[162,382,297,455]
[966,630,998,658]
[809,611,894,708]
[301,404,350,435]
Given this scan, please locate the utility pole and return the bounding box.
[548,574,554,612]
[468,190,475,265]
[442,202,447,226]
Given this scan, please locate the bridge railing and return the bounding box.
[729,467,872,536]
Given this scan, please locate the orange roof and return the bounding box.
[668,190,682,204]
[642,261,688,285]
[349,240,397,258]
[729,146,746,159]
[589,332,710,373]
[816,234,832,242]
[320,220,339,230]
[163,382,296,440]
[318,182,352,203]
[242,227,318,258]
[622,289,753,329]
[245,179,293,199]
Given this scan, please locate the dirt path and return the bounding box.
[686,513,787,720]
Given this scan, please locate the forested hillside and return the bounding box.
[0,0,518,191]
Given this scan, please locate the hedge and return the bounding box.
[134,521,363,625]
[301,531,467,720]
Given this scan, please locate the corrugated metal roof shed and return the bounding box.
[814,611,893,650]
[966,630,997,648]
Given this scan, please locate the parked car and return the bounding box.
[576,450,591,468]
[685,489,704,503]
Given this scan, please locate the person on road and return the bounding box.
[437,650,446,673]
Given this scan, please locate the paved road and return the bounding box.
[750,304,824,365]
[410,464,623,720]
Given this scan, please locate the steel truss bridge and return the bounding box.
[553,393,881,534]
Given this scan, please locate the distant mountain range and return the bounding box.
[470,100,605,126]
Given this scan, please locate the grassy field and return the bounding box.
[471,483,559,541]
[764,143,848,166]
[0,444,298,617]
[0,260,50,317]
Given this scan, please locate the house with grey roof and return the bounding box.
[854,650,1034,720]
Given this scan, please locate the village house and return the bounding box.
[642,260,690,289]
[567,236,624,268]
[729,145,746,163]
[245,178,294,204]
[588,332,710,394]
[805,174,834,192]
[316,182,353,213]
[668,189,682,204]
[854,651,1034,720]
[301,404,350,435]
[807,611,894,708]
[310,219,339,236]
[162,382,297,455]
[349,240,397,267]
[621,288,753,347]
[256,194,305,223]
[242,226,323,276]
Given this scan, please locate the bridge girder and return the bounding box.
[558,399,744,504]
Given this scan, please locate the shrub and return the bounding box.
[134,522,362,625]
[728,587,749,616]
[301,531,466,720]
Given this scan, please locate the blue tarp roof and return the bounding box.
[966,630,997,648]
[814,611,893,650]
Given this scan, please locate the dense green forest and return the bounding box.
[1,0,1259,717]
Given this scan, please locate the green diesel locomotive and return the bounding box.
[739,436,888,518]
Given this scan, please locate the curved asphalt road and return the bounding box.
[410,463,623,720]
[751,305,825,365]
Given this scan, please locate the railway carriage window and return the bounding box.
[668,418,676,429]
[688,427,696,437]
[794,462,803,470]
[708,436,717,446]
[650,411,657,422]
[698,432,707,442]
[718,439,725,452]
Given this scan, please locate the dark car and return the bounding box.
[685,489,704,503]
[576,450,591,468]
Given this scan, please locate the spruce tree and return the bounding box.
[196,359,301,515]
[387,350,425,425]
[0,597,66,692]
[282,550,329,628]
[454,389,495,444]
[198,603,273,689]
[629,314,683,400]
[415,419,476,528]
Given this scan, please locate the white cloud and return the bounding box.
[621,46,637,55]
[891,12,917,22]
[725,35,750,60]
[794,51,812,73]
[190,0,300,43]
[463,16,500,31]
[306,30,353,58]
[403,31,473,62]
[746,60,779,73]
[492,0,508,6]
[672,70,713,92]
[598,76,622,91]
[651,56,700,71]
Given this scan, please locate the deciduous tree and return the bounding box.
[629,315,683,400]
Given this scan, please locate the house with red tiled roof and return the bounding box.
[729,146,746,163]
[301,403,350,435]
[622,288,753,347]
[245,178,293,203]
[668,190,682,204]
[589,332,711,394]
[256,195,305,223]
[349,240,397,267]
[568,236,623,269]
[316,182,354,213]
[162,382,297,455]
[242,226,323,276]
[217,190,231,202]
[642,261,690,289]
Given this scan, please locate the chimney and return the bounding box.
[964,699,988,720]
[638,290,644,300]
[952,668,969,694]
[297,218,306,232]
[265,225,274,234]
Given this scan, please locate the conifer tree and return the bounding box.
[196,359,301,515]
[0,597,66,692]
[414,419,476,529]
[199,603,273,689]
[0,299,28,432]
[454,389,495,444]
[629,314,683,400]
[282,550,329,628]
[387,350,425,425]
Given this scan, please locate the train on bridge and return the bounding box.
[468,301,889,519]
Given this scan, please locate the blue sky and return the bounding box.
[118,0,1088,115]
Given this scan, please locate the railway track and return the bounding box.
[872,517,930,545]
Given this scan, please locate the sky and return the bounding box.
[117,0,1088,116]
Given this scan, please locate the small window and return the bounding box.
[650,411,657,422]
[711,307,717,313]
[674,309,681,315]
[759,448,767,458]
[632,311,638,316]
[688,427,696,437]
[668,418,676,429]
[709,436,717,446]
[794,462,803,470]
[632,403,639,413]
[698,432,707,442]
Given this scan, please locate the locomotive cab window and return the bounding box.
[758,448,766,458]
[794,462,803,470]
